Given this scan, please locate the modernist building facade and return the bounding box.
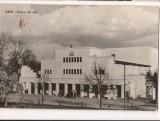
[20,47,158,99]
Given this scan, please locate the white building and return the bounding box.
[20,47,158,99]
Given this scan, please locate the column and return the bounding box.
[89,85,93,98]
[64,83,68,96]
[152,88,156,100]
[113,85,117,100]
[130,84,135,99]
[107,85,111,99]
[55,83,59,96]
[48,83,52,95]
[28,82,31,94]
[80,84,84,97]
[35,83,38,95]
[121,84,124,98]
[22,82,25,93]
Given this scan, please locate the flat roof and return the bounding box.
[115,60,151,67]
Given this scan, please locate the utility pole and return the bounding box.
[124,65,126,110]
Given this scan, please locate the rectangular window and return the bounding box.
[80,69,82,74]
[45,70,46,74]
[72,57,74,62]
[63,57,65,63]
[71,69,73,74]
[50,70,52,74]
[80,57,82,62]
[69,57,71,62]
[77,69,79,74]
[47,70,49,74]
[63,69,65,74]
[66,69,68,74]
[74,57,76,62]
[74,69,76,74]
[99,69,104,75]
[69,69,71,74]
[77,57,79,62]
[66,57,68,63]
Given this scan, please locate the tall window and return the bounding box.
[74,69,76,74]
[80,69,82,74]
[77,57,79,62]
[69,57,71,62]
[63,69,65,74]
[80,57,82,62]
[66,57,68,63]
[63,57,65,63]
[77,69,79,74]
[74,57,76,62]
[72,57,74,62]
[66,69,68,74]
[50,70,52,74]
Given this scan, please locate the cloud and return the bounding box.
[0,5,158,59]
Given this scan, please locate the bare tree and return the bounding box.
[9,39,29,58]
[84,58,114,109]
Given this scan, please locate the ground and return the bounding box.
[0,94,157,110]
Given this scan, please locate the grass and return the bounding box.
[0,94,157,110]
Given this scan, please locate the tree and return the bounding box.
[84,59,113,109]
[146,70,158,103]
[22,49,41,74]
[0,70,23,107]
[0,32,12,69]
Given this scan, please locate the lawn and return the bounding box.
[0,94,157,111]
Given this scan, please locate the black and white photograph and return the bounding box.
[0,3,158,111]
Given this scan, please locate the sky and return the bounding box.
[0,4,159,59]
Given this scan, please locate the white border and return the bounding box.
[0,0,159,120]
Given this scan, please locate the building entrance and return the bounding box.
[92,85,98,98]
[76,84,80,97]
[116,85,121,98]
[59,84,65,96]
[84,84,89,97]
[38,83,41,94]
[31,83,35,94]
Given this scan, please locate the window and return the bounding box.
[45,70,46,74]
[69,69,71,74]
[50,70,52,74]
[66,57,68,63]
[77,57,79,62]
[47,70,49,74]
[80,57,82,62]
[77,69,79,74]
[99,69,105,75]
[63,69,65,74]
[72,57,74,62]
[63,57,65,63]
[74,57,76,62]
[80,69,82,74]
[66,69,68,74]
[71,69,73,74]
[74,69,76,74]
[69,57,71,62]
